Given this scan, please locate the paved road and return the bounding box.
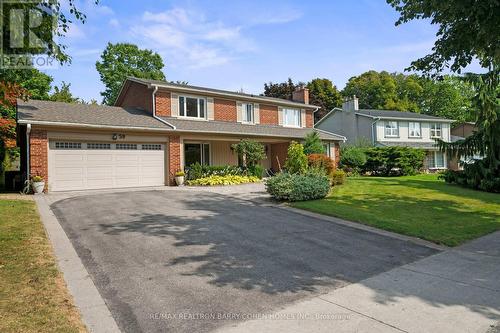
[51,189,436,333]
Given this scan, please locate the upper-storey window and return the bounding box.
[242,103,254,123]
[384,121,399,137]
[408,122,421,138]
[179,96,206,119]
[430,123,442,138]
[283,108,301,127]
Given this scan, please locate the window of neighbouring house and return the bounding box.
[179,96,206,119]
[242,103,254,123]
[409,122,421,138]
[184,143,210,166]
[428,151,445,168]
[384,121,399,137]
[283,108,301,127]
[430,123,442,138]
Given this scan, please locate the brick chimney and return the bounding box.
[342,95,359,111]
[292,86,309,104]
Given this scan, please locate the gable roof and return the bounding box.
[122,77,320,110]
[16,99,344,141]
[315,107,454,127]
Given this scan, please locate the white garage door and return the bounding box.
[49,141,165,191]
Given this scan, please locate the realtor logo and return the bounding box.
[0,0,58,68]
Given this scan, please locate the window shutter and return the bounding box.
[278,107,283,126]
[301,109,306,127]
[207,97,214,120]
[236,102,242,122]
[254,103,260,124]
[171,93,179,117]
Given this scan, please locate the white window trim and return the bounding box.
[430,123,442,138]
[428,151,446,169]
[241,103,254,124]
[384,121,399,137]
[183,141,211,167]
[408,122,422,138]
[283,108,301,128]
[178,94,207,120]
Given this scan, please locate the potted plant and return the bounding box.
[31,175,45,194]
[174,170,185,186]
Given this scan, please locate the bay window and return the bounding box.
[242,103,254,123]
[384,121,399,137]
[430,123,442,138]
[283,108,301,127]
[184,143,210,166]
[409,122,421,138]
[179,96,206,119]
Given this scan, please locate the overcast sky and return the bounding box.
[46,0,483,103]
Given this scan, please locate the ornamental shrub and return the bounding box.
[363,147,425,176]
[187,175,260,186]
[339,147,367,174]
[307,154,335,175]
[330,170,346,185]
[303,131,325,155]
[247,164,264,179]
[231,139,266,167]
[284,141,308,174]
[186,163,245,180]
[265,172,330,201]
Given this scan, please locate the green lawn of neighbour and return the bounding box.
[292,174,500,247]
[0,199,86,333]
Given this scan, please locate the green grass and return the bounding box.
[292,174,500,247]
[0,200,86,333]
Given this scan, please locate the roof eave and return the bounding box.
[355,113,454,122]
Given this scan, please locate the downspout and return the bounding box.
[151,85,176,129]
[26,123,31,180]
[371,117,381,145]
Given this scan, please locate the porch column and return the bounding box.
[30,129,48,192]
[168,135,181,185]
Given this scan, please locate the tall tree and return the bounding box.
[263,78,299,100]
[96,43,166,105]
[306,78,342,121]
[49,82,81,103]
[388,0,500,191]
[387,0,499,73]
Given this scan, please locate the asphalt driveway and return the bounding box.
[50,189,437,333]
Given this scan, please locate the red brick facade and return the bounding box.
[306,110,313,128]
[117,81,152,112]
[30,129,48,192]
[334,143,341,169]
[155,91,171,117]
[214,98,237,122]
[260,104,279,125]
[168,135,181,185]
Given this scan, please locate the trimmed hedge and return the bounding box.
[187,175,261,186]
[265,172,330,201]
[363,146,426,176]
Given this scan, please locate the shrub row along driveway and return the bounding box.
[50,188,436,333]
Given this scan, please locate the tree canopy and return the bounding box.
[262,78,298,100]
[96,43,166,105]
[387,0,500,73]
[49,82,81,104]
[306,78,342,121]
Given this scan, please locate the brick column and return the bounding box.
[334,142,341,169]
[168,135,181,185]
[30,129,48,192]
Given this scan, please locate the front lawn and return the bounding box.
[292,174,500,247]
[0,199,86,333]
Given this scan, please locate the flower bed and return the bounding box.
[186,175,261,186]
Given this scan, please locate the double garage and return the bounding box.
[46,132,167,192]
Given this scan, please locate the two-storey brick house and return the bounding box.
[315,96,455,170]
[16,78,344,192]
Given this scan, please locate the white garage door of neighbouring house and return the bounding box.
[48,141,165,191]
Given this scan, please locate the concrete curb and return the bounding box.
[34,195,121,333]
[278,205,448,251]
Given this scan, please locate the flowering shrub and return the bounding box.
[187,175,261,186]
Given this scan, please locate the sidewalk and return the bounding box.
[217,231,500,333]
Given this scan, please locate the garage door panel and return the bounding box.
[49,142,165,191]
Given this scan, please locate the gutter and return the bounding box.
[151,86,176,129]
[26,123,31,180]
[371,117,381,145]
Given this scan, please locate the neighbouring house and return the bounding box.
[315,96,455,170]
[448,122,479,170]
[16,77,344,192]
